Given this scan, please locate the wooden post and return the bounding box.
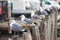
[39,21,45,40]
[55,9,57,40]
[31,26,37,40]
[44,18,48,40]
[12,35,18,40]
[35,26,41,40]
[31,25,41,40]
[51,8,57,40]
[44,8,57,40]
[8,3,11,33]
[45,14,52,40]
[23,30,32,40]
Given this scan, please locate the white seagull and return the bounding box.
[8,20,25,40]
[31,11,40,19]
[39,7,48,15]
[20,15,33,24]
[10,20,25,32]
[20,15,36,27]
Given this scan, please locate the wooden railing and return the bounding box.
[7,4,58,40]
[22,8,57,40]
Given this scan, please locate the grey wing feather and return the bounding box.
[24,18,33,24]
[32,14,40,19]
[41,10,48,15]
[12,23,24,32]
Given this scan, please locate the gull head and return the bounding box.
[20,15,25,19]
[31,11,35,16]
[10,20,16,23]
[10,20,16,27]
[19,15,26,21]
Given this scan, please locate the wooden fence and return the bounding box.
[41,8,57,40]
[0,1,57,40]
[8,6,57,40]
[22,8,57,40]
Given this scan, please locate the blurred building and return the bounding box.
[56,0,60,3]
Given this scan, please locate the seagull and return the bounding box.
[20,15,33,24]
[39,7,48,15]
[9,20,25,35]
[10,20,25,32]
[31,11,40,19]
[19,15,36,27]
[40,10,48,15]
[8,20,25,39]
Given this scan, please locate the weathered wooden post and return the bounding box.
[12,35,18,40]
[44,8,57,40]
[34,26,41,40]
[44,14,52,40]
[8,2,18,40]
[31,26,37,40]
[51,8,57,40]
[31,24,41,40]
[22,24,33,40]
[22,19,41,40]
[8,2,12,34]
[23,30,32,40]
[39,20,45,40]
